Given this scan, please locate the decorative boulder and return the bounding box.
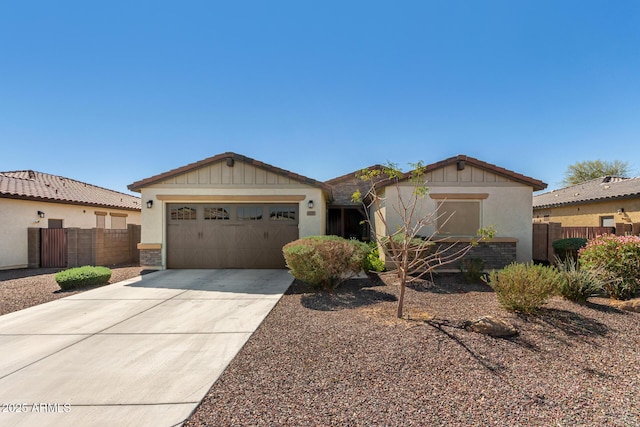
[465,316,518,337]
[609,298,640,313]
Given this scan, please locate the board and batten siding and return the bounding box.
[159,161,304,187]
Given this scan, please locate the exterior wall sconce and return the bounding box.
[307,200,314,209]
[618,208,625,214]
[146,200,154,209]
[37,210,45,218]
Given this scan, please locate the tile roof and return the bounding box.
[378,155,548,192]
[0,170,141,211]
[128,152,333,199]
[325,165,385,206]
[533,176,640,209]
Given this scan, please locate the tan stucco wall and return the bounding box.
[373,164,535,263]
[533,198,640,226]
[136,160,327,269]
[0,198,141,270]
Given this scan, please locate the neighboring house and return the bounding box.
[0,171,142,270]
[533,176,640,231]
[129,152,546,270]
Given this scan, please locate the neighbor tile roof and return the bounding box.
[0,170,141,210]
[128,152,333,199]
[533,176,640,209]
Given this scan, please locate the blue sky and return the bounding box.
[1,1,639,196]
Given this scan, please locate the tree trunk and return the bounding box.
[397,267,407,318]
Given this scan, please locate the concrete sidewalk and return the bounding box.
[0,269,293,427]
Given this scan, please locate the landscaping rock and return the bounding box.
[465,315,518,337]
[609,298,640,313]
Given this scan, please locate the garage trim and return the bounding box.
[156,195,306,202]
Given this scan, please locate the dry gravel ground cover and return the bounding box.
[187,273,640,427]
[0,264,147,315]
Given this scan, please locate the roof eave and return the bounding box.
[0,193,142,211]
[375,155,547,191]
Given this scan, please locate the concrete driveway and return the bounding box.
[0,269,293,427]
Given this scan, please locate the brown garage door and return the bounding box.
[166,203,299,269]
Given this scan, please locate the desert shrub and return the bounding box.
[283,236,369,290]
[552,238,588,261]
[459,257,485,283]
[555,256,604,303]
[363,241,385,272]
[55,266,112,291]
[485,262,560,313]
[579,234,640,300]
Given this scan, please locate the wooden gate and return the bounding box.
[41,228,68,268]
[532,222,562,263]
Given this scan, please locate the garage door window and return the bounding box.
[270,207,296,221]
[204,207,230,220]
[237,206,263,220]
[171,206,197,220]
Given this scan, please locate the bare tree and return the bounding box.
[353,162,494,318]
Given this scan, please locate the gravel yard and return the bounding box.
[0,264,146,315]
[186,273,640,427]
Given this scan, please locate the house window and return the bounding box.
[96,212,107,228]
[111,214,127,229]
[237,206,263,220]
[601,216,615,227]
[204,207,230,220]
[436,201,481,236]
[170,206,197,220]
[270,207,296,221]
[48,219,63,229]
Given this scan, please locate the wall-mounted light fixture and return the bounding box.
[618,208,625,214]
[37,210,45,218]
[307,200,314,209]
[146,200,154,209]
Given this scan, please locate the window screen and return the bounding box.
[111,216,126,229]
[601,216,615,227]
[437,201,481,236]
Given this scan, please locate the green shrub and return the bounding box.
[555,256,604,303]
[55,266,112,291]
[579,234,640,300]
[485,262,560,313]
[552,238,588,261]
[283,236,369,290]
[363,241,385,272]
[459,257,485,283]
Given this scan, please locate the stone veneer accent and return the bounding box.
[140,249,163,269]
[435,241,517,270]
